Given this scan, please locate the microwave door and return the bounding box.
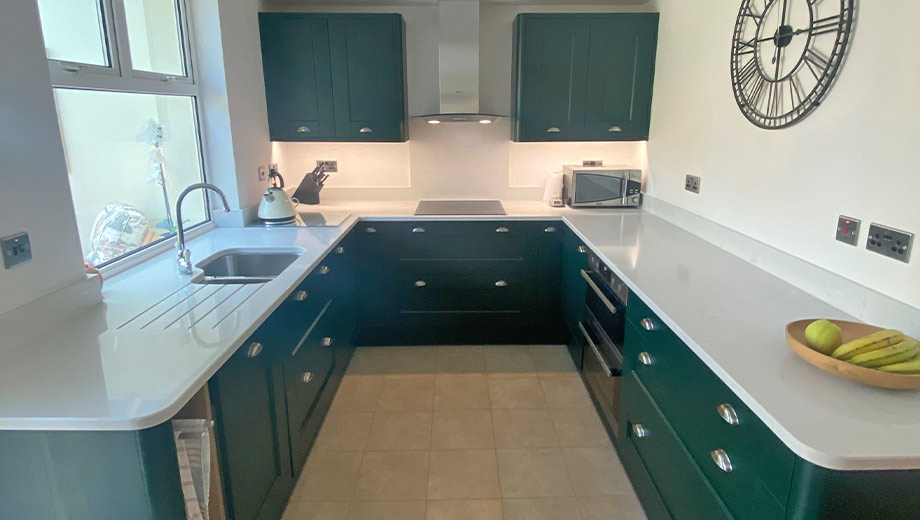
[575,174,625,204]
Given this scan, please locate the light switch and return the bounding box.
[2,232,32,269]
[835,216,860,246]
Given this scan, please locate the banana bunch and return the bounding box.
[829,329,920,374]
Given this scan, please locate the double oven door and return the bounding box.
[579,267,626,438]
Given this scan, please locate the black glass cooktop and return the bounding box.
[414,200,506,216]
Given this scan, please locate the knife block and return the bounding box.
[293,183,322,205]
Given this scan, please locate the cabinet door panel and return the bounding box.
[211,340,291,520]
[330,16,406,141]
[515,16,590,141]
[583,15,658,140]
[259,15,335,140]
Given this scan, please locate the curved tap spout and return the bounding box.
[175,183,231,274]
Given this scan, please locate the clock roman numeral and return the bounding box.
[737,58,759,87]
[749,75,768,111]
[803,48,830,79]
[810,13,847,37]
[742,0,777,23]
[735,36,757,56]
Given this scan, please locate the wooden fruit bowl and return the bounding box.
[786,319,920,390]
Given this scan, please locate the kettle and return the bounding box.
[258,170,298,225]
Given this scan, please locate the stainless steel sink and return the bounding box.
[194,249,302,284]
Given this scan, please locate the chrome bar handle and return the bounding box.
[335,246,345,254]
[711,449,734,473]
[544,226,557,233]
[495,280,508,287]
[365,227,377,233]
[292,290,308,302]
[638,352,652,366]
[580,270,618,316]
[547,127,561,133]
[577,245,588,254]
[414,280,427,287]
[302,372,313,383]
[319,266,330,275]
[640,318,655,331]
[246,342,263,358]
[495,226,510,233]
[632,424,649,439]
[577,322,613,377]
[412,226,425,233]
[717,404,740,426]
[359,127,373,133]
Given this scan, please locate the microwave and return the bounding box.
[563,166,643,208]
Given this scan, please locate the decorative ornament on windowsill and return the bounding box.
[136,119,177,234]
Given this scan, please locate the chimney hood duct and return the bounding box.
[416,0,502,124]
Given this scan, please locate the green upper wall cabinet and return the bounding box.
[259,13,408,142]
[512,13,659,142]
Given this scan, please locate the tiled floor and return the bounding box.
[283,345,647,520]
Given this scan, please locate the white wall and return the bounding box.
[647,1,920,309]
[0,0,86,315]
[262,1,654,201]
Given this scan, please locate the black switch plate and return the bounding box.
[866,223,913,263]
[835,215,860,246]
[2,232,32,269]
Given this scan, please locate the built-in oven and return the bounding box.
[579,250,628,439]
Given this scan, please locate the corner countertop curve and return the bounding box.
[1,200,918,472]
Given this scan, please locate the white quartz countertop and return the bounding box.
[1,200,918,471]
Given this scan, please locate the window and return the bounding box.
[37,0,208,267]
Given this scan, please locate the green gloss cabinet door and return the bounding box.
[513,16,590,141]
[211,338,292,520]
[583,15,658,141]
[329,15,407,141]
[561,226,588,367]
[259,14,335,140]
[512,13,658,142]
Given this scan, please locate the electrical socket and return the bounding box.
[866,223,913,263]
[685,174,701,194]
[835,216,860,246]
[258,166,268,182]
[316,160,337,172]
[270,163,278,173]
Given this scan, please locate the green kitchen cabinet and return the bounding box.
[259,13,407,142]
[512,13,659,142]
[351,220,566,346]
[561,226,589,368]
[210,327,292,520]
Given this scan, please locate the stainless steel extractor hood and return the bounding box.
[415,0,503,124]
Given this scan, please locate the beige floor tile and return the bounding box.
[434,375,491,410]
[425,499,503,520]
[377,375,435,411]
[347,348,390,375]
[331,375,385,412]
[436,346,486,374]
[489,377,547,409]
[356,451,430,500]
[562,447,631,497]
[485,346,537,375]
[431,410,494,449]
[502,498,583,520]
[578,496,647,520]
[549,409,612,448]
[428,449,501,499]
[296,451,363,501]
[346,501,426,520]
[492,409,559,448]
[314,412,375,451]
[496,448,574,498]
[283,502,351,520]
[539,377,593,409]
[365,411,432,450]
[529,346,578,375]
[386,346,439,374]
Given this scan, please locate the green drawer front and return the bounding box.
[625,297,794,514]
[623,372,732,520]
[616,432,673,520]
[399,272,530,313]
[283,300,337,388]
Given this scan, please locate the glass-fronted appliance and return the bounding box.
[579,250,628,438]
[563,165,642,208]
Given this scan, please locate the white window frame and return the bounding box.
[46,0,214,271]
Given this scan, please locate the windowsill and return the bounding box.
[97,221,217,279]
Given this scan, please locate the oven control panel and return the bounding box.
[586,252,629,305]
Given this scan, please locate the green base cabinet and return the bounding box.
[259,13,407,142]
[512,13,659,142]
[561,226,589,368]
[619,292,920,520]
[351,220,566,346]
[0,423,185,520]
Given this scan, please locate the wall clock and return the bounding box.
[730,0,854,129]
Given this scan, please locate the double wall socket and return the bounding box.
[2,232,32,269]
[316,160,337,172]
[866,223,913,263]
[685,174,701,194]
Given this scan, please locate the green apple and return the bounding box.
[805,319,843,355]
